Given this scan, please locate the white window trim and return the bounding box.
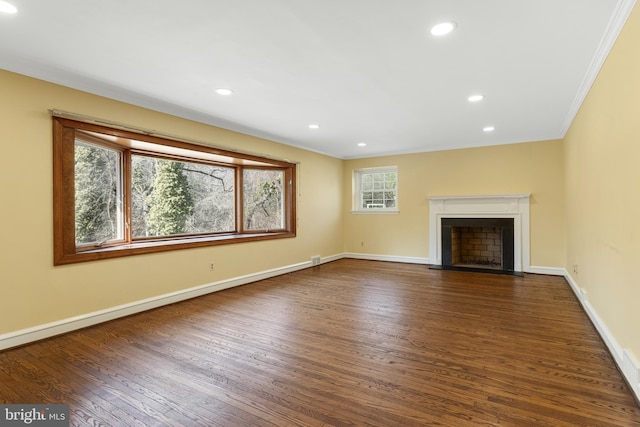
[351,166,399,214]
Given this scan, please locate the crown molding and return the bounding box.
[560,0,637,135]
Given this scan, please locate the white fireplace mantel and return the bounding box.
[428,194,531,272]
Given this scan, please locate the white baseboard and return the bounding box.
[317,253,344,264]
[0,253,422,350]
[564,270,640,402]
[0,258,328,351]
[526,266,565,276]
[344,255,569,277]
[343,252,429,265]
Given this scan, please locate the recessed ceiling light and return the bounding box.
[308,124,320,129]
[0,1,17,14]
[430,21,456,36]
[357,143,367,147]
[468,94,484,102]
[483,126,495,132]
[215,88,233,96]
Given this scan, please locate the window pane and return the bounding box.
[132,156,235,238]
[244,169,284,231]
[355,168,397,211]
[74,140,123,245]
[184,162,235,234]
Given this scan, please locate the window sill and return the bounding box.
[54,231,296,265]
[350,209,400,215]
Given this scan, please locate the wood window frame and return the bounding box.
[53,117,296,265]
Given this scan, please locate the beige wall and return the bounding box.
[343,140,566,268]
[564,5,640,361]
[0,70,344,334]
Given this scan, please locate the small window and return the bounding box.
[352,166,398,213]
[54,116,296,265]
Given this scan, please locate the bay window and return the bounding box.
[53,116,296,265]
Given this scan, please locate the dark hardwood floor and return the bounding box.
[1,259,639,426]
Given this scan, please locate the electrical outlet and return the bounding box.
[572,264,578,274]
[311,256,321,266]
[209,263,215,272]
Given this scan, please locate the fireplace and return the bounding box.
[428,194,530,273]
[441,217,514,271]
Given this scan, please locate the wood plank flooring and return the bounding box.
[1,259,639,426]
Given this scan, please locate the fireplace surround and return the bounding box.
[428,194,530,273]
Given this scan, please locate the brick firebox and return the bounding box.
[441,217,515,271]
[451,226,503,268]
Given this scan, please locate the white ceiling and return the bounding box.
[0,0,634,159]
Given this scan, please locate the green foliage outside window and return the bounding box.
[146,160,194,236]
[74,142,121,245]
